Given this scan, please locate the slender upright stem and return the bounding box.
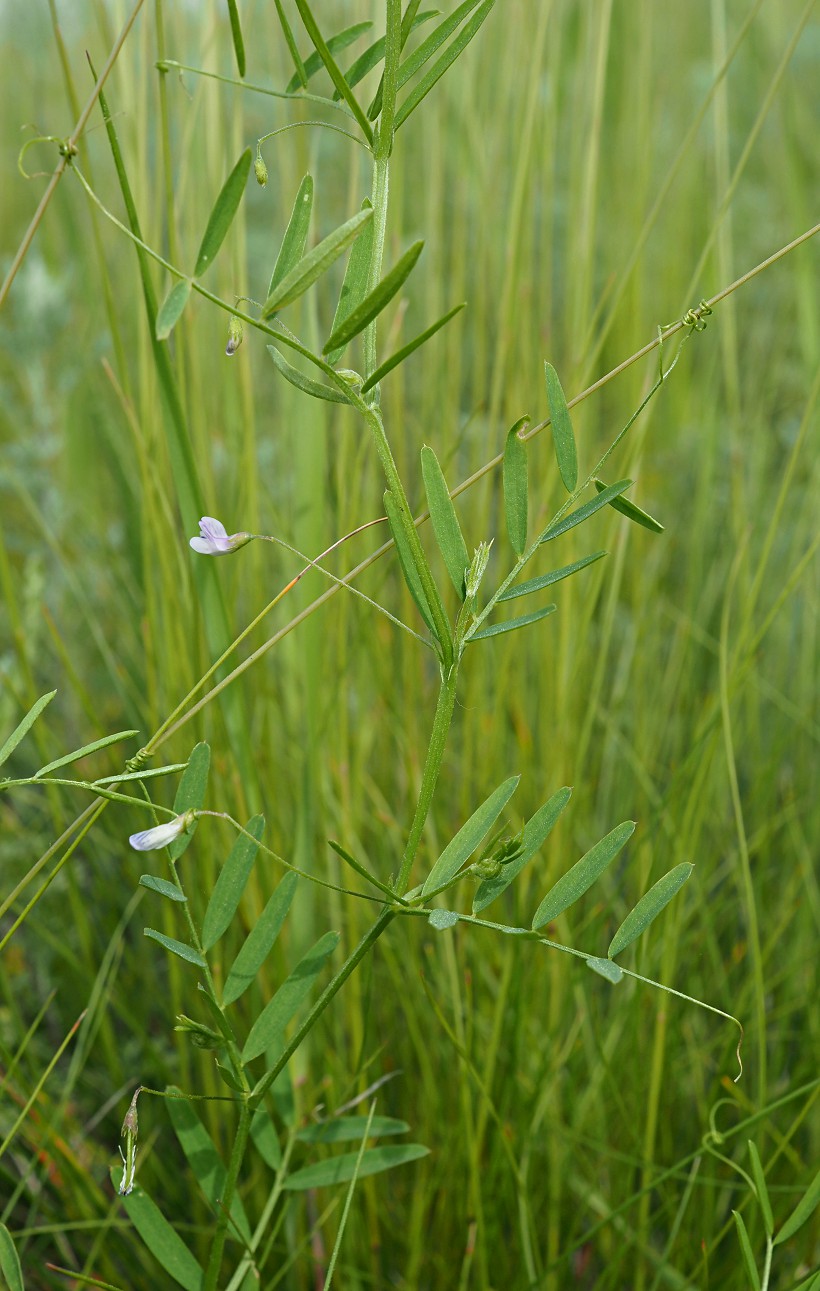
[396,662,460,894]
[203,1101,252,1291]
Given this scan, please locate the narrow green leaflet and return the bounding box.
[166,1092,251,1241]
[586,956,623,984]
[262,207,373,317]
[155,280,192,341]
[33,729,139,778]
[226,0,246,77]
[0,1223,23,1291]
[774,1165,820,1245]
[593,477,664,532]
[297,1116,409,1144]
[422,775,520,898]
[194,148,252,278]
[325,199,374,365]
[115,1179,203,1291]
[328,840,404,903]
[267,345,352,404]
[291,1,374,143]
[242,930,339,1063]
[383,489,436,634]
[223,871,298,1006]
[274,0,307,88]
[498,551,606,603]
[503,417,529,556]
[93,763,188,786]
[544,361,578,493]
[202,814,265,951]
[368,0,429,117]
[421,445,469,597]
[531,820,636,930]
[285,20,373,94]
[143,930,206,968]
[607,862,693,958]
[335,11,437,97]
[473,786,572,914]
[139,875,187,903]
[268,174,314,299]
[361,302,465,393]
[395,0,495,130]
[468,604,556,642]
[732,1212,762,1291]
[251,1106,283,1170]
[283,1144,429,1190]
[168,742,210,861]
[429,909,460,929]
[540,480,632,545]
[322,240,424,357]
[0,690,56,769]
[378,0,485,119]
[748,1142,774,1236]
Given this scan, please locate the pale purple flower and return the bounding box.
[129,811,196,852]
[189,516,252,556]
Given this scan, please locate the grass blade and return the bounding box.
[242,930,340,1063]
[498,551,606,603]
[395,0,495,130]
[193,147,252,278]
[531,820,636,930]
[360,301,464,393]
[774,1165,820,1245]
[262,207,373,317]
[282,1144,429,1190]
[540,480,632,544]
[33,728,139,777]
[223,872,298,1006]
[116,1183,203,1290]
[608,862,694,958]
[326,199,374,365]
[732,1211,761,1291]
[285,21,373,94]
[473,786,572,914]
[143,930,207,968]
[503,416,529,556]
[322,240,424,356]
[139,875,187,903]
[421,445,469,597]
[422,775,520,898]
[544,361,578,492]
[201,815,265,951]
[267,344,352,404]
[274,0,307,87]
[0,690,56,769]
[168,742,210,861]
[226,0,246,77]
[268,174,314,299]
[291,0,374,143]
[748,1141,775,1236]
[593,477,664,532]
[468,604,556,641]
[155,279,192,341]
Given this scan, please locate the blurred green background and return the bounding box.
[1,1,817,1287]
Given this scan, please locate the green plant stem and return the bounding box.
[396,663,460,894]
[203,1100,252,1291]
[376,0,403,159]
[363,154,390,382]
[248,906,397,1111]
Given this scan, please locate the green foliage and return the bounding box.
[193,148,252,278]
[544,361,578,492]
[532,820,636,929]
[262,207,373,316]
[421,444,469,596]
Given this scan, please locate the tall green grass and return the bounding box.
[1,1,818,1287]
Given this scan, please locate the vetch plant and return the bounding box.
[1,2,817,1288]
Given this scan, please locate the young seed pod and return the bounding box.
[254,155,268,187]
[225,316,244,356]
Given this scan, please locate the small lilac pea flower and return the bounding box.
[129,810,197,852]
[189,516,252,556]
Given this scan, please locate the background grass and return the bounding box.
[1,1,818,1287]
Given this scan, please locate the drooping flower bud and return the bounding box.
[254,155,268,187]
[118,1087,142,1196]
[225,316,244,356]
[128,810,197,852]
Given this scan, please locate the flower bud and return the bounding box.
[225,316,244,357]
[254,155,268,187]
[465,541,492,601]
